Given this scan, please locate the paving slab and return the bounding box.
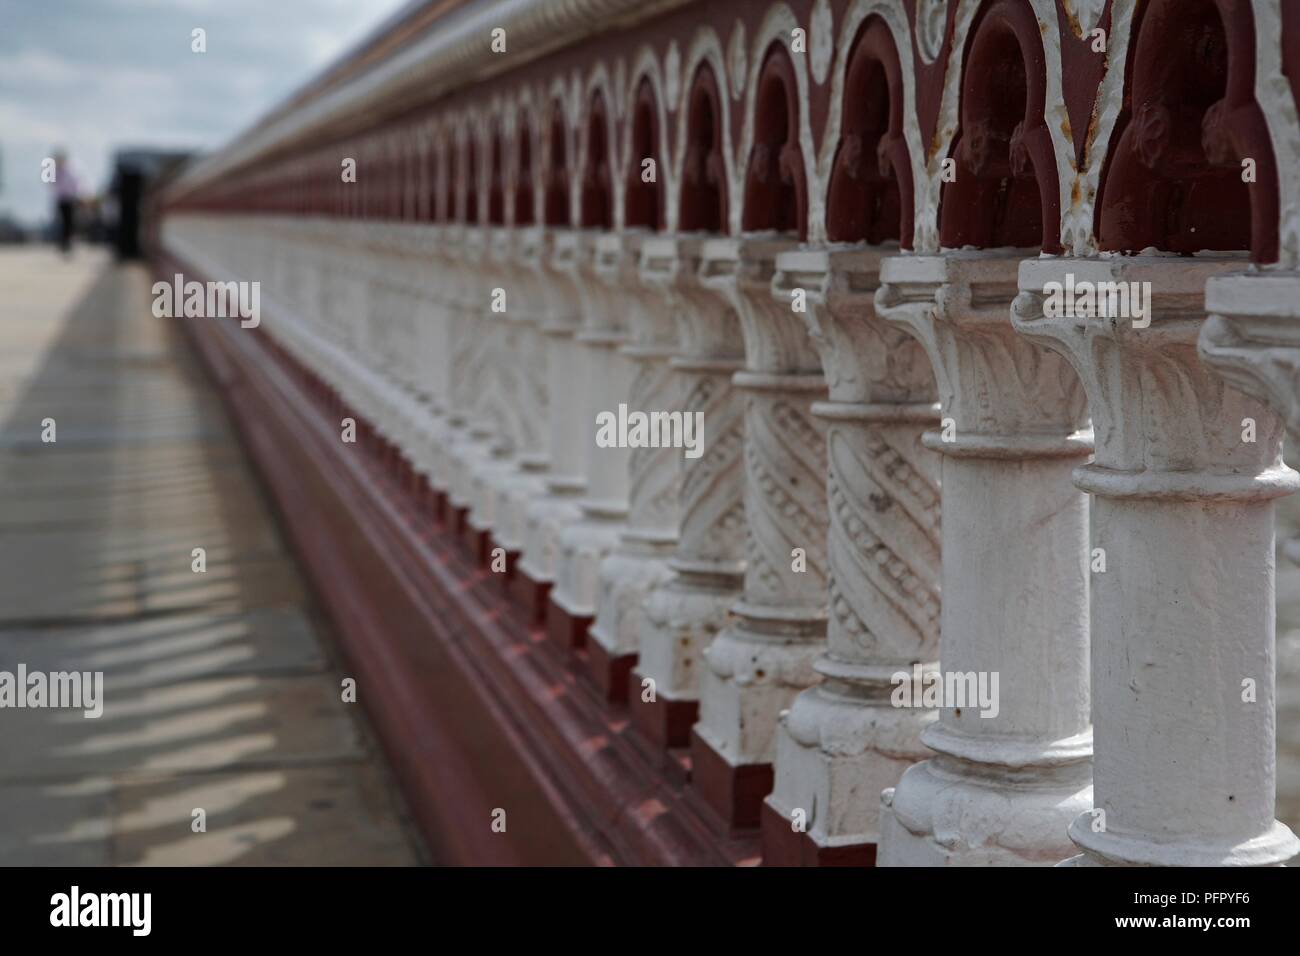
[0,248,424,866]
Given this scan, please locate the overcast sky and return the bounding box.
[0,0,409,225]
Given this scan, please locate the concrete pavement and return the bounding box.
[0,246,425,865]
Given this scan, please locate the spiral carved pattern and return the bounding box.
[742,392,828,608]
[825,421,940,664]
[522,323,549,453]
[676,369,746,567]
[447,307,479,409]
[489,321,525,449]
[625,356,684,534]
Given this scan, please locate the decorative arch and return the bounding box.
[1096,0,1278,262]
[488,118,507,226]
[382,132,397,220]
[740,40,808,238]
[366,138,383,219]
[824,13,913,245]
[735,5,817,238]
[673,28,736,234]
[678,60,729,233]
[543,94,571,226]
[624,76,664,230]
[396,130,411,220]
[447,119,462,222]
[938,0,1061,252]
[820,0,925,249]
[423,120,442,222]
[449,119,465,222]
[579,86,615,229]
[465,116,483,224]
[514,106,537,227]
[622,48,671,231]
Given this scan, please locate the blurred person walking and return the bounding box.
[49,150,81,255]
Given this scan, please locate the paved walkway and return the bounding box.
[0,246,425,865]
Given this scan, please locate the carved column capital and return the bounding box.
[701,236,821,375]
[776,246,935,406]
[595,231,676,352]
[877,251,1091,458]
[640,235,745,365]
[1015,257,1296,502]
[562,229,629,345]
[1200,271,1300,436]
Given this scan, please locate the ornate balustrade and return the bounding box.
[156,0,1300,866]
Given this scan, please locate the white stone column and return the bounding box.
[585,231,684,701]
[1201,271,1300,562]
[875,250,1094,866]
[690,236,829,829]
[327,223,380,437]
[405,223,458,507]
[490,226,554,563]
[424,224,473,510]
[633,235,747,750]
[517,231,588,618]
[548,232,634,650]
[385,225,442,497]
[762,246,941,865]
[466,228,532,560]
[360,225,409,452]
[1016,256,1300,867]
[443,227,499,531]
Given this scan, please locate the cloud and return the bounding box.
[0,0,408,224]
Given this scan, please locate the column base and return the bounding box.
[413,474,435,514]
[493,470,550,568]
[582,640,636,705]
[759,800,877,867]
[450,504,470,538]
[401,459,422,499]
[766,678,933,865]
[627,668,698,750]
[877,755,1092,866]
[468,526,493,567]
[546,593,590,653]
[586,546,674,706]
[518,491,585,623]
[511,567,551,626]
[1065,815,1300,867]
[553,515,624,632]
[689,726,773,832]
[467,453,519,555]
[692,617,824,781]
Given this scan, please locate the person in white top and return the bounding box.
[50,150,82,255]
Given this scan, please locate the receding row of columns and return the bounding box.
[161,214,1299,867]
